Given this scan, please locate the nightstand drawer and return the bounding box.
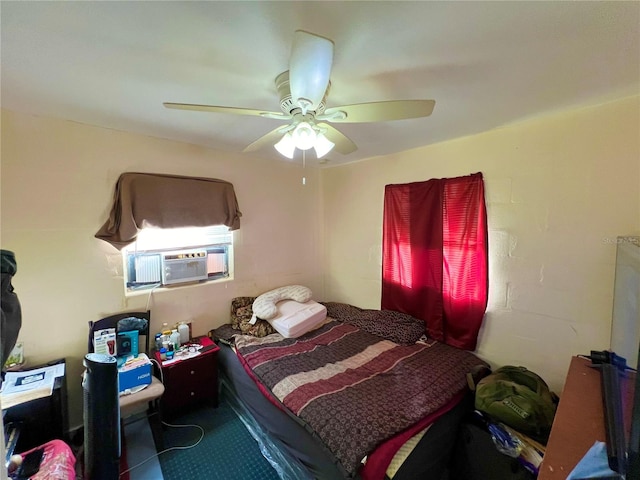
[165,355,215,388]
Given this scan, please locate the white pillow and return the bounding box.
[267,300,327,338]
[251,285,312,323]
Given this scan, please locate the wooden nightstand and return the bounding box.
[155,336,219,416]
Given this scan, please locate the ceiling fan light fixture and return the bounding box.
[274,132,296,159]
[292,121,317,150]
[166,31,436,160]
[314,133,335,158]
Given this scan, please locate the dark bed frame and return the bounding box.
[217,341,471,480]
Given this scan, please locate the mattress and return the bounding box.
[234,319,485,478]
[267,299,327,338]
[217,342,470,480]
[218,342,346,479]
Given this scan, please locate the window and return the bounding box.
[122,225,233,292]
[381,173,488,350]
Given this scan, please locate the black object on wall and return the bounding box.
[1,249,22,385]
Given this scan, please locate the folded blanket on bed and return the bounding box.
[235,319,487,478]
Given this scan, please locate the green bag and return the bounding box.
[474,366,557,441]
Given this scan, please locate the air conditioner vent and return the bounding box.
[161,249,208,285]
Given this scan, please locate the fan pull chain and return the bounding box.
[302,150,306,185]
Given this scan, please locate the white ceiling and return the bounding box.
[1,1,638,166]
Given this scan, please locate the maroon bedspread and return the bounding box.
[235,319,487,477]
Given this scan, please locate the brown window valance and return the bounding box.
[95,172,242,249]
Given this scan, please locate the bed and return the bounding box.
[212,300,489,480]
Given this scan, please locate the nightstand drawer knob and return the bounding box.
[190,391,195,396]
[190,370,195,375]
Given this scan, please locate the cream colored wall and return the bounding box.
[0,110,325,428]
[3,96,638,429]
[321,96,640,394]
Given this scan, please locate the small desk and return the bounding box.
[2,358,69,453]
[538,356,635,479]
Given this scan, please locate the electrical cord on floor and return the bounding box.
[118,417,205,477]
[149,358,164,384]
[118,358,204,477]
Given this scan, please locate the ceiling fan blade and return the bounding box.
[242,126,292,153]
[318,123,357,155]
[320,100,435,123]
[289,30,334,113]
[164,102,287,119]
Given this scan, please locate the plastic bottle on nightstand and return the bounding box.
[159,323,170,345]
[177,322,190,345]
[170,329,180,350]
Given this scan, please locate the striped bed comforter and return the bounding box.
[234,319,486,477]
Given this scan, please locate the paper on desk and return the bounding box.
[0,363,65,410]
[566,441,619,480]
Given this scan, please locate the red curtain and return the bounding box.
[381,172,488,350]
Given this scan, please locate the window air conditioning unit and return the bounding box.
[161,250,208,285]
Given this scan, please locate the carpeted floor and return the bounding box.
[158,398,280,480]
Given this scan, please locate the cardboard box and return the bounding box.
[118,353,152,392]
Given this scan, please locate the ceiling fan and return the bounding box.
[164,30,435,159]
